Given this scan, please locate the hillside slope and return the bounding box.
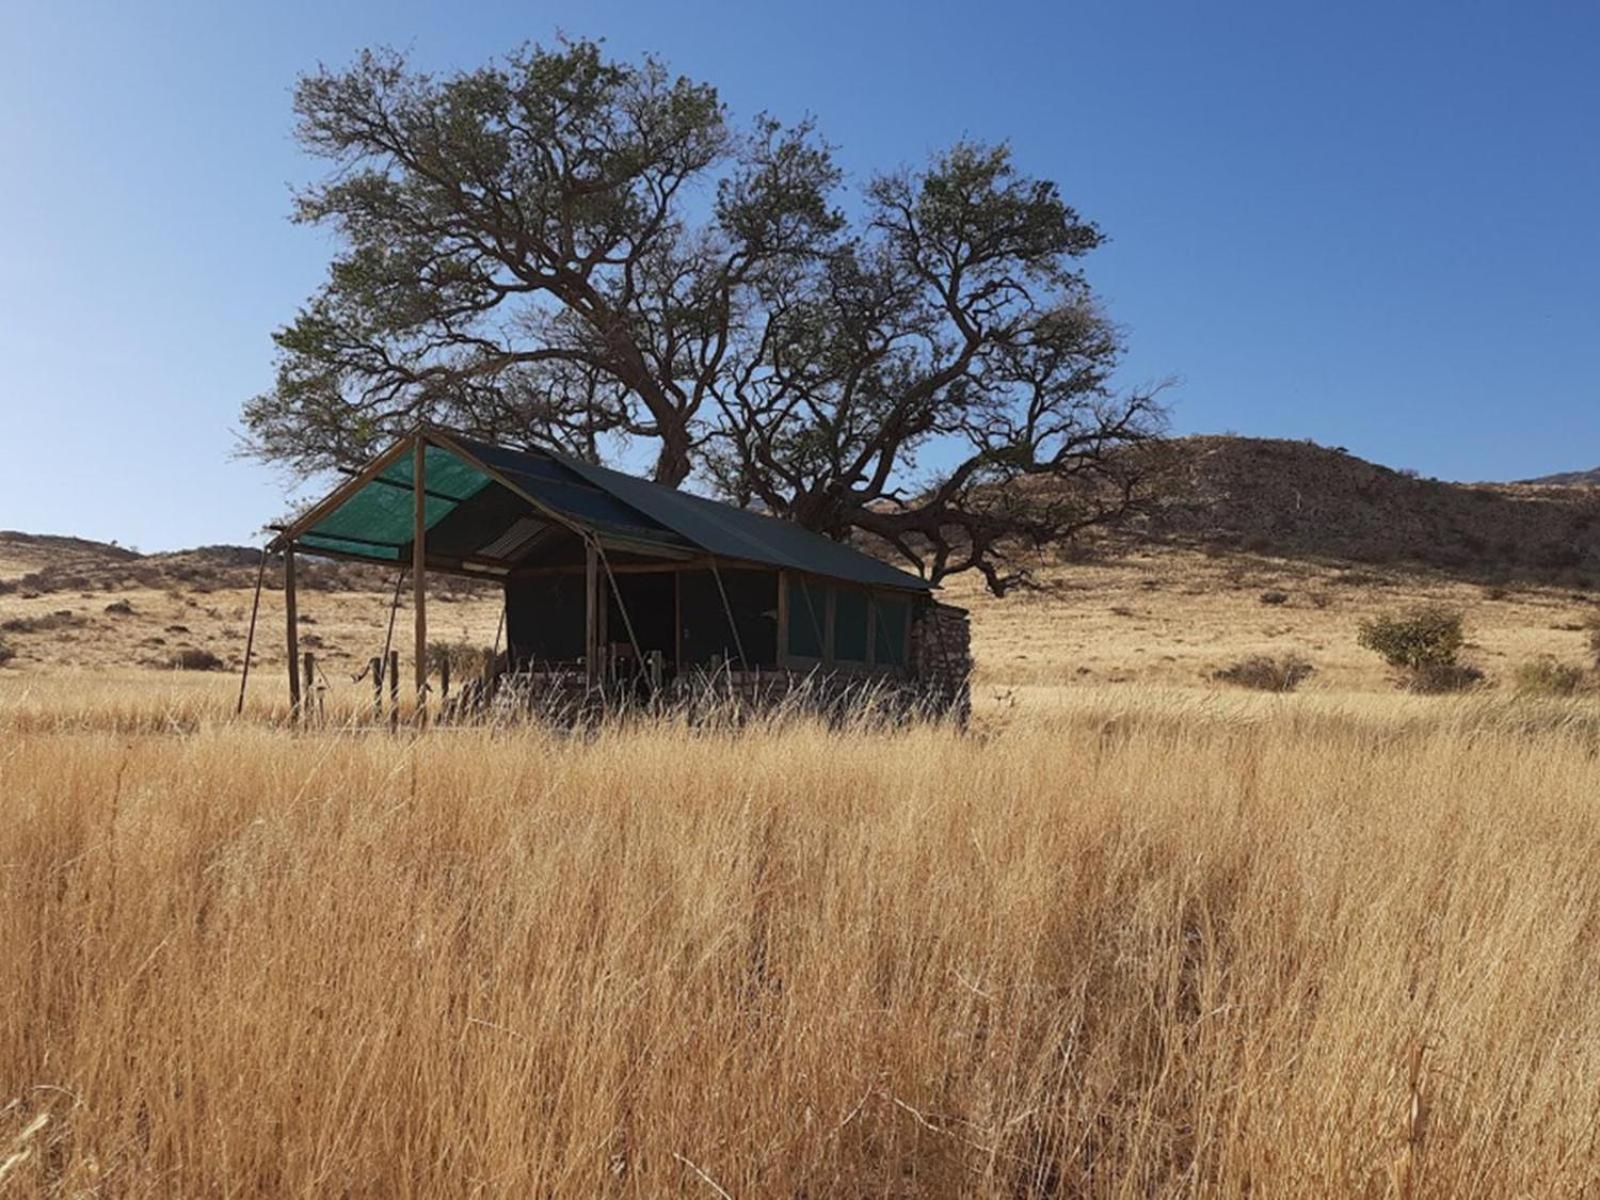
[1523,466,1600,487]
[1144,437,1600,580]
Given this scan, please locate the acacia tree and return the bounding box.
[245,39,1166,594]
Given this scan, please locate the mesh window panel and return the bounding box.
[787,577,828,659]
[680,570,778,666]
[874,595,909,667]
[833,585,869,663]
[505,575,586,666]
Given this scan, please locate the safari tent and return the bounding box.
[259,428,970,719]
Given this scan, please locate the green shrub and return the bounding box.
[1357,604,1465,671]
[1213,654,1314,693]
[1512,657,1585,697]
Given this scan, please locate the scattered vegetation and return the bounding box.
[0,635,13,666]
[167,648,226,671]
[1512,656,1586,697]
[1213,654,1314,692]
[104,598,135,615]
[1257,590,1289,605]
[1587,611,1600,671]
[0,610,86,634]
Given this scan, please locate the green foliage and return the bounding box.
[1512,657,1586,697]
[1357,604,1465,671]
[1213,655,1314,692]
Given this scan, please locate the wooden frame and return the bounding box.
[772,573,916,677]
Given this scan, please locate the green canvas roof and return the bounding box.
[277,431,932,592]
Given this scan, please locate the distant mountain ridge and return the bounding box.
[1521,467,1600,487]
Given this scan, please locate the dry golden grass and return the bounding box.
[4,679,1600,1196]
[942,546,1599,692]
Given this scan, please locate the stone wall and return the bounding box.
[909,600,972,724]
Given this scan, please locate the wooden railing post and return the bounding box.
[302,651,316,726]
[389,650,400,732]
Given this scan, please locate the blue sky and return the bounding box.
[2,1,1596,550]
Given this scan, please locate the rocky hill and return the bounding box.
[1140,437,1600,583]
[0,532,390,598]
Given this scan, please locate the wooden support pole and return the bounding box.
[674,569,682,670]
[585,540,599,687]
[236,547,268,716]
[371,657,384,719]
[284,544,301,717]
[413,436,428,723]
[775,569,789,670]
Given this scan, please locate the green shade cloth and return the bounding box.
[307,444,492,550]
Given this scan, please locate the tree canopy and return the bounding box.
[245,39,1166,593]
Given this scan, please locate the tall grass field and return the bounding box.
[4,681,1599,1195]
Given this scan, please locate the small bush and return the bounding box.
[0,610,85,634]
[1406,663,1486,694]
[104,599,136,616]
[1357,604,1465,671]
[1258,590,1289,606]
[1213,655,1314,693]
[1512,657,1586,697]
[169,648,226,671]
[0,635,14,666]
[1586,613,1600,671]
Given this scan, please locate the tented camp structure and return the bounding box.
[259,428,971,720]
